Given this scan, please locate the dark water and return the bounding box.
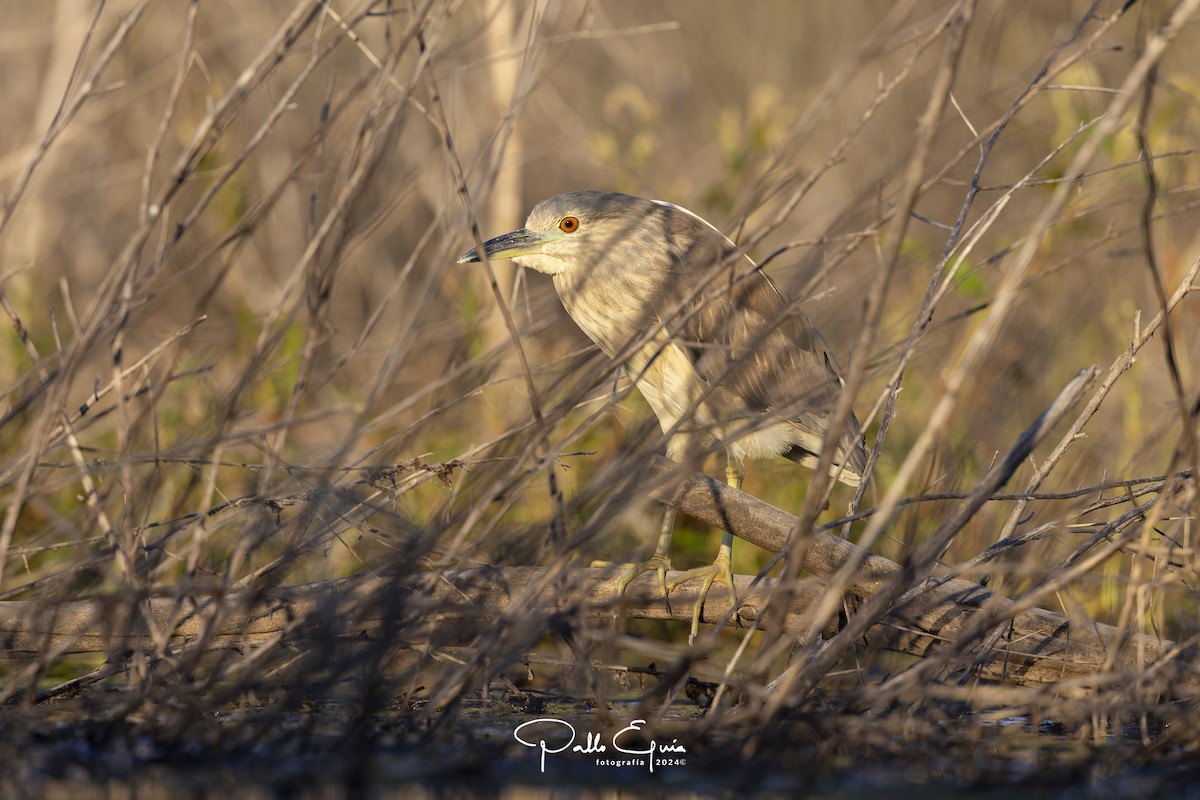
[4,698,1199,799]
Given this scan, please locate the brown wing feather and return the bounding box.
[655,204,867,479]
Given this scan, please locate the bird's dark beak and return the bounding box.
[456,228,559,264]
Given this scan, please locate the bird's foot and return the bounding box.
[592,553,672,611]
[667,550,736,645]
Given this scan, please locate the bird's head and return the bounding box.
[456,191,661,277]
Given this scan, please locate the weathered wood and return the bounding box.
[0,569,828,659]
[646,455,1200,689]
[1,460,1195,692]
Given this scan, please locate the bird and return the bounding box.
[458,190,867,643]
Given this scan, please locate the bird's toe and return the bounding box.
[594,554,675,612]
[667,555,737,644]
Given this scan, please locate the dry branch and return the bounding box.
[0,569,826,660]
[646,457,1200,690]
[2,456,1196,693]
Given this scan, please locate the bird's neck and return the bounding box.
[553,264,665,359]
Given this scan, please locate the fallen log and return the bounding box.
[646,456,1200,690]
[0,567,833,660]
[1,476,1194,691]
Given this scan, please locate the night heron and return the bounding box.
[458,191,867,642]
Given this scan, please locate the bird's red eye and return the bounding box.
[559,216,579,233]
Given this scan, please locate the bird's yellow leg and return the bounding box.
[667,459,743,644]
[593,506,676,608]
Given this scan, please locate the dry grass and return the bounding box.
[1,0,1199,792]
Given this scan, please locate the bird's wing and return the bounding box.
[681,269,845,421]
[656,207,865,472]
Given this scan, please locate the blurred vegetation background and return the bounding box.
[0,0,1197,762]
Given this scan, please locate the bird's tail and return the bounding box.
[783,422,868,488]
